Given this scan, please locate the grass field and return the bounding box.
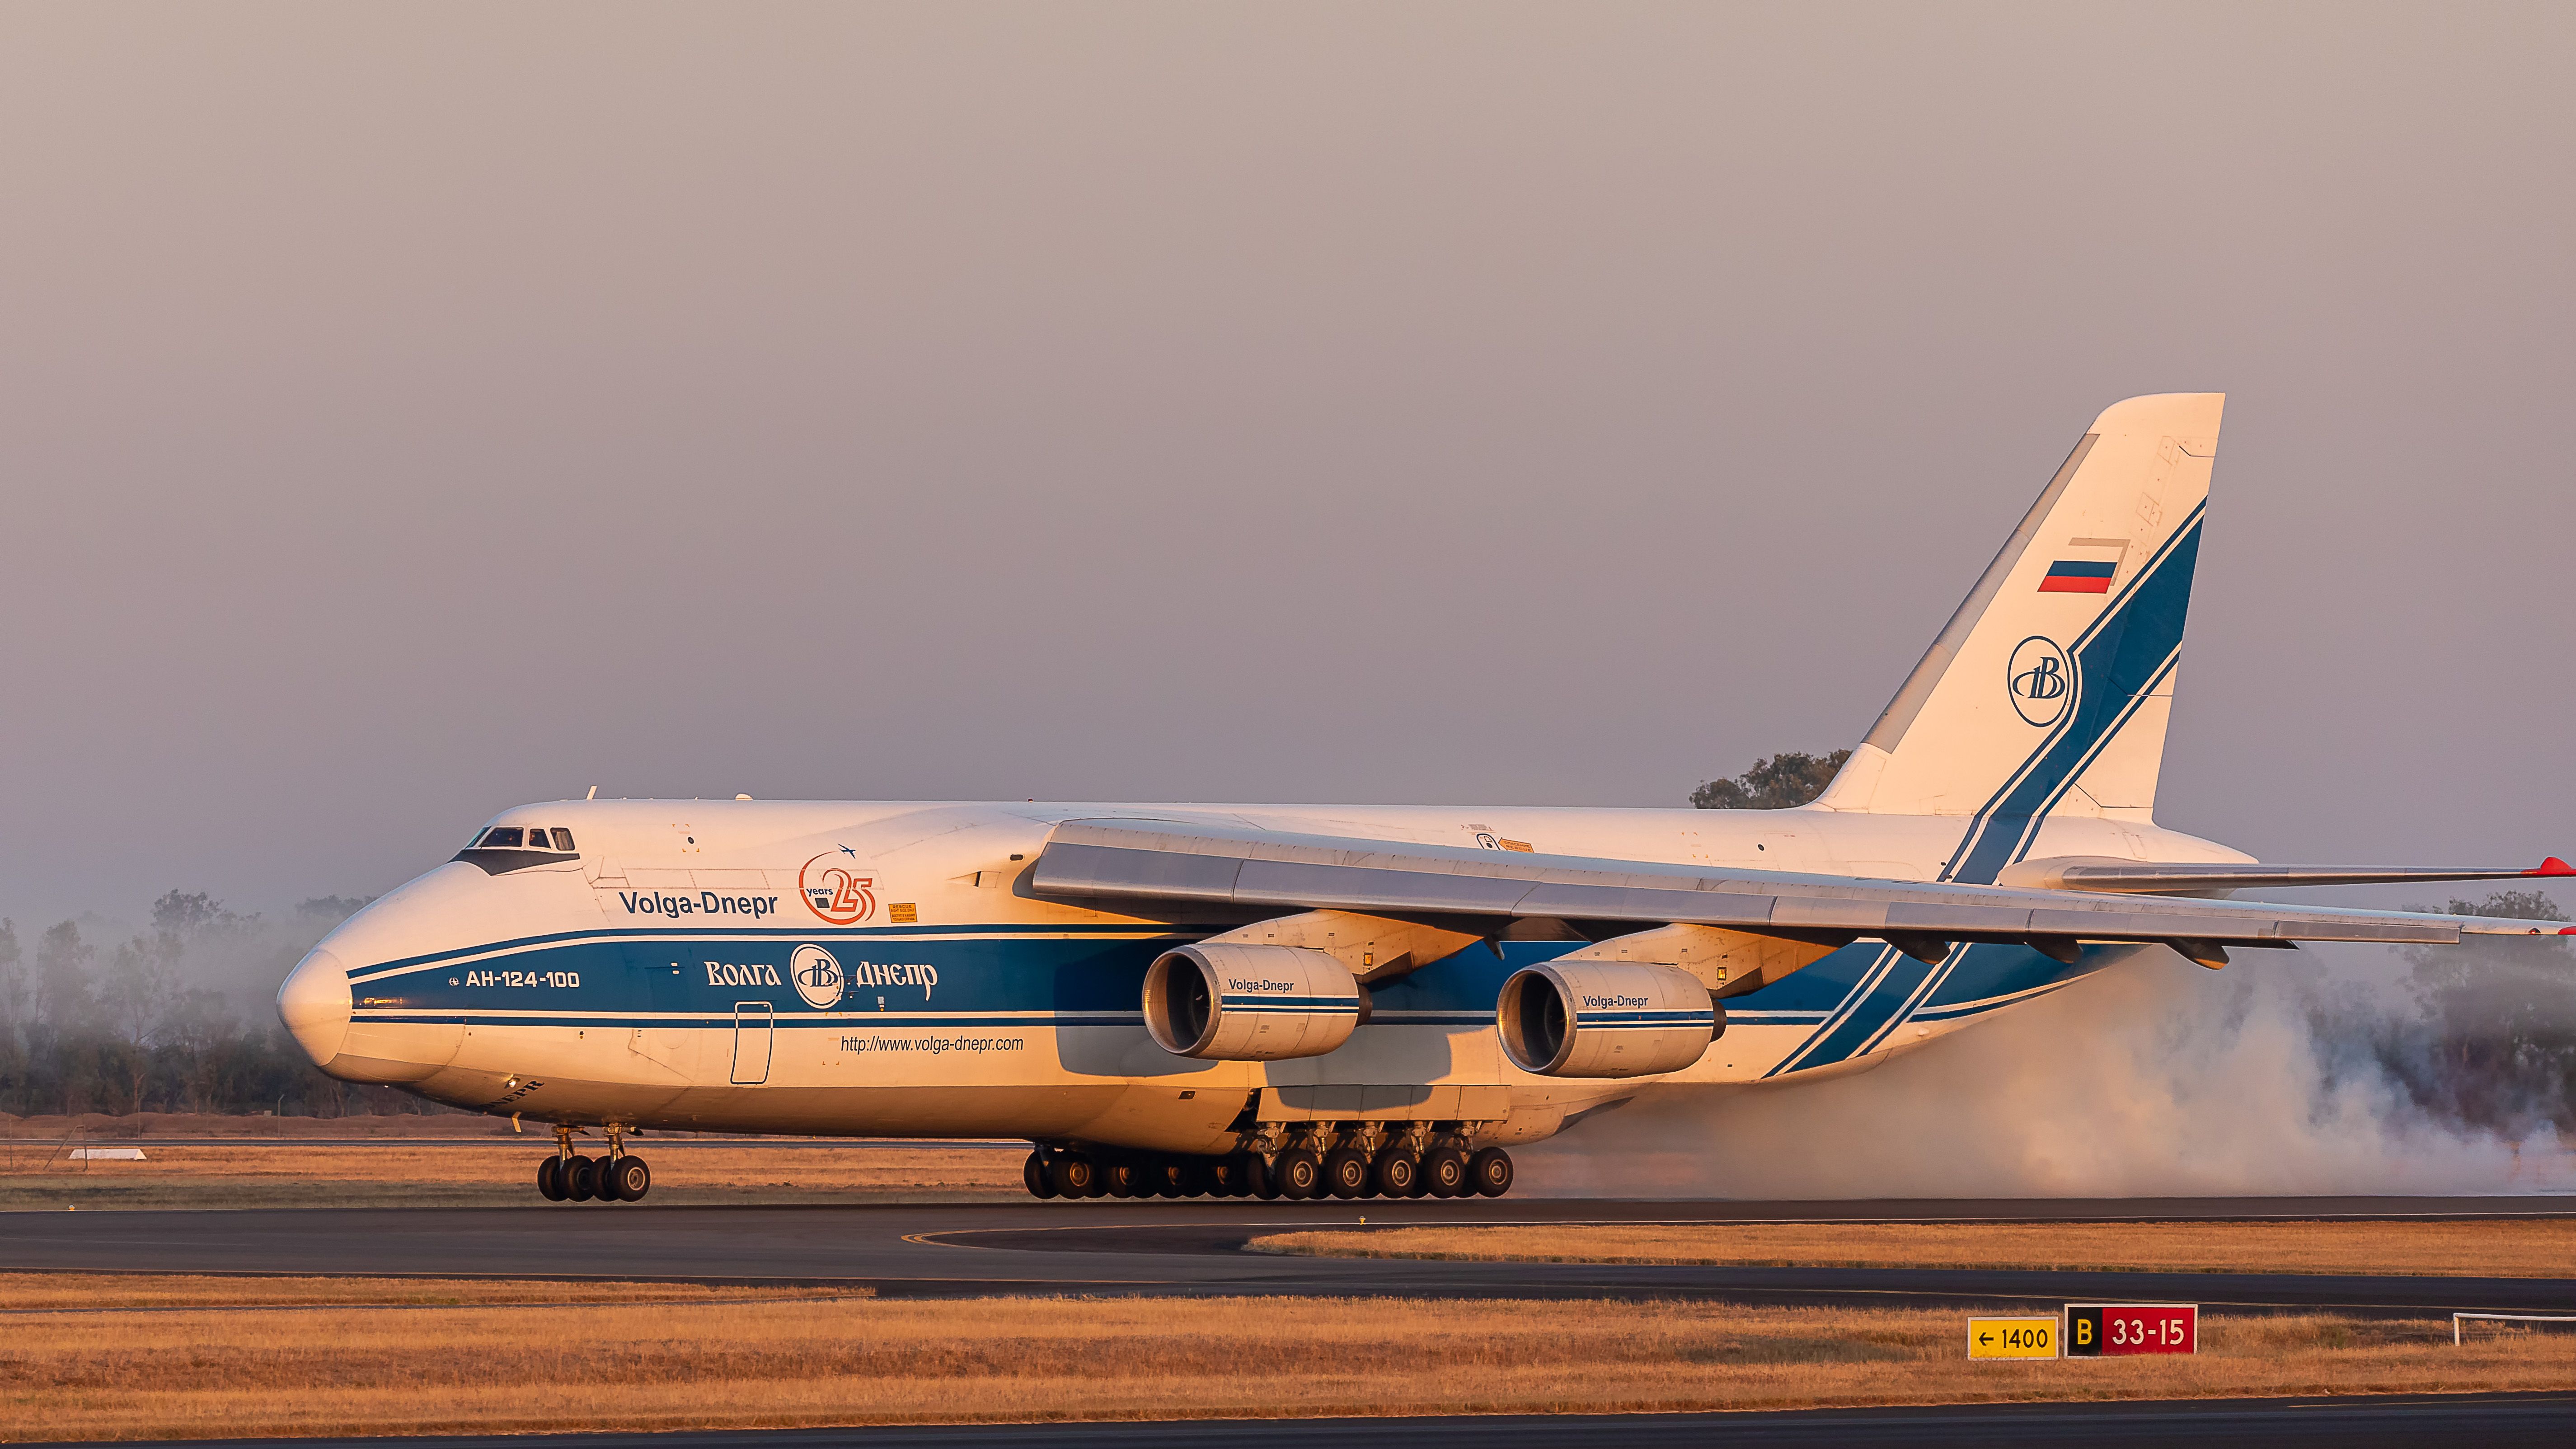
[4,1272,2571,1440]
[0,1135,1029,1209]
[1249,1219,2576,1278]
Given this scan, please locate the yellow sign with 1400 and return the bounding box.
[1966,1316,2059,1359]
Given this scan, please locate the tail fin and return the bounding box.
[1814,393,2223,875]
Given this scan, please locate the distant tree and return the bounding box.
[0,918,21,1025]
[2377,890,2576,1134]
[150,890,225,936]
[1691,750,1852,810]
[102,933,181,1113]
[33,921,95,1032]
[0,920,24,1111]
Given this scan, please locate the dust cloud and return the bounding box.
[1521,945,2576,1199]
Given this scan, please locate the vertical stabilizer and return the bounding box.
[1813,393,2222,881]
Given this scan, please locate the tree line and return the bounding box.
[0,891,455,1119]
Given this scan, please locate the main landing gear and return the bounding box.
[1023,1137,1512,1202]
[537,1123,652,1204]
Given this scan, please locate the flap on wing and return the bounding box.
[1030,818,2567,950]
[1998,855,2576,895]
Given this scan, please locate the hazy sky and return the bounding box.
[4,3,2571,922]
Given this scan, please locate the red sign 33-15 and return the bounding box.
[2064,1303,2197,1356]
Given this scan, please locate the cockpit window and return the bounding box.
[479,826,524,849]
[549,828,576,852]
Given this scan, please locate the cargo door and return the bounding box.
[730,1001,775,1084]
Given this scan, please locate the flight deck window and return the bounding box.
[479,827,523,849]
[549,828,576,852]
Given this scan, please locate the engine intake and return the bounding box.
[1143,944,1364,1060]
[1497,960,1720,1078]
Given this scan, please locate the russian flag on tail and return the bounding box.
[2039,559,2117,594]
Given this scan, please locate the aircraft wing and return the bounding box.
[1028,819,2576,955]
[1996,855,2576,895]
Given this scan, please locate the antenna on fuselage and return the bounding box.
[586,785,598,799]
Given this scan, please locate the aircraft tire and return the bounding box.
[1273,1150,1321,1200]
[1422,1148,1468,1198]
[1050,1154,1096,1198]
[1024,1152,1058,1199]
[1469,1147,1513,1198]
[1371,1151,1418,1198]
[1104,1161,1140,1198]
[605,1155,651,1202]
[1226,1158,1267,1204]
[535,1157,568,1202]
[1322,1149,1369,1200]
[1154,1161,1185,1199]
[564,1155,597,1202]
[593,1158,624,1203]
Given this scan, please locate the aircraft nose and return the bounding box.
[276,947,353,1067]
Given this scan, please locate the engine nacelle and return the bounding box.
[1497,960,1720,1078]
[1143,943,1365,1060]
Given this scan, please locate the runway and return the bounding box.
[6,1196,2575,1316]
[22,1392,2576,1448]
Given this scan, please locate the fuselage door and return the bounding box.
[731,1001,775,1084]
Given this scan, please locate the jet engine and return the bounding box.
[1497,960,1721,1078]
[1143,943,1365,1060]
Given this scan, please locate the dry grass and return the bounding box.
[0,1113,516,1140]
[3,1274,2572,1440]
[0,1140,1027,1209]
[0,1273,850,1312]
[1249,1220,2576,1278]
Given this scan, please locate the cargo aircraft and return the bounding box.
[279,394,2572,1203]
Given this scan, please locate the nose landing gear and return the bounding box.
[538,1124,650,1204]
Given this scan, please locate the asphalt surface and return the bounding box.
[13,1196,2576,1444]
[25,1393,2576,1448]
[7,1196,2576,1315]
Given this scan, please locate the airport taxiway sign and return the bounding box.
[1966,1316,2059,1359]
[2065,1302,2199,1355]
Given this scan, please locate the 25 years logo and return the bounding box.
[799,851,876,925]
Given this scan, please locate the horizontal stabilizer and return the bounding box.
[1997,856,2576,895]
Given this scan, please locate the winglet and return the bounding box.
[2527,857,2575,877]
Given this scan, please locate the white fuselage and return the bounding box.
[278,798,2244,1153]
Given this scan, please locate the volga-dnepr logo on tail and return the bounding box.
[2007,635,2072,727]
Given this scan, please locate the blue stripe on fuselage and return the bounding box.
[345,923,2114,1078]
